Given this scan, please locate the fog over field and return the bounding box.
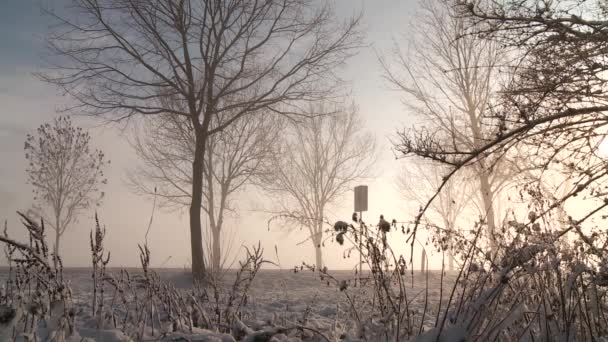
[0,0,424,270]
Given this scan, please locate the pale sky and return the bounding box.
[0,0,437,270]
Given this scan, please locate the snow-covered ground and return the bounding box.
[0,268,454,341]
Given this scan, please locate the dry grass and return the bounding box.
[0,210,607,341]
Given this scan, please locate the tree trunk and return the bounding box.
[421,248,427,274]
[54,231,60,268]
[315,210,326,269]
[54,215,61,268]
[211,228,221,271]
[448,251,454,271]
[189,127,207,281]
[442,218,455,271]
[312,229,324,269]
[479,172,497,254]
[465,91,498,255]
[314,242,324,269]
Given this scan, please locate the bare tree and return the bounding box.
[129,112,282,271]
[41,0,362,279]
[382,0,512,253]
[450,0,608,246]
[24,116,108,266]
[265,101,376,268]
[397,160,473,270]
[393,0,608,259]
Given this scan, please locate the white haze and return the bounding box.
[0,0,456,270]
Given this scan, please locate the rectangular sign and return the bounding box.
[354,185,368,212]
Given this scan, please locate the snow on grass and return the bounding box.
[0,268,453,341]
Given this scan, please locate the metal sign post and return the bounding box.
[354,185,368,287]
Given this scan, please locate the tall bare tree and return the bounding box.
[265,102,376,268]
[433,0,608,255]
[24,116,108,266]
[398,160,473,270]
[129,112,282,271]
[41,0,362,278]
[382,0,511,252]
[392,0,608,260]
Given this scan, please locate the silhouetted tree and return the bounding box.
[41,0,363,279]
[383,0,515,253]
[24,116,108,266]
[265,102,376,268]
[129,112,282,271]
[402,0,608,256]
[398,161,473,270]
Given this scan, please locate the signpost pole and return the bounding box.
[354,185,368,288]
[359,210,362,287]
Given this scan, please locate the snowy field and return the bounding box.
[0,268,455,341]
